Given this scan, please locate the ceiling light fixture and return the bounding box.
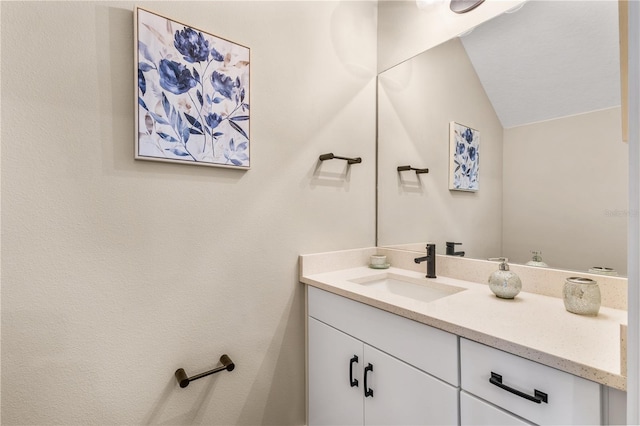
[450,0,485,14]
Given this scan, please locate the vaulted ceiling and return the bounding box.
[459,0,620,129]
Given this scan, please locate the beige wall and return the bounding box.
[503,107,628,273]
[377,37,503,259]
[0,1,377,424]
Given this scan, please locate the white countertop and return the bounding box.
[300,263,627,391]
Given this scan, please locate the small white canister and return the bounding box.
[369,255,389,269]
[563,277,601,316]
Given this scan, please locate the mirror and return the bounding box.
[377,0,628,275]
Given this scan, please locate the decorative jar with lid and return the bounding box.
[563,277,601,316]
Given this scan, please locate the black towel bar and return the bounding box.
[175,354,235,388]
[319,153,362,165]
[397,165,429,174]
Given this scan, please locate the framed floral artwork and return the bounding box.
[449,122,479,191]
[135,8,250,169]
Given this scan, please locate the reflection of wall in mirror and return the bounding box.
[377,36,627,274]
[377,37,503,260]
[503,107,627,273]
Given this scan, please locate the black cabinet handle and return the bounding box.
[489,372,548,404]
[364,363,374,397]
[349,355,359,387]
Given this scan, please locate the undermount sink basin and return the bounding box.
[349,273,465,303]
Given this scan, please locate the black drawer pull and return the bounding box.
[490,372,548,404]
[349,355,359,387]
[364,363,374,397]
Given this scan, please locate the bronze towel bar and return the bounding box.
[397,165,429,174]
[319,153,362,165]
[175,354,235,388]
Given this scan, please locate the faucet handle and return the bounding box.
[446,241,461,247]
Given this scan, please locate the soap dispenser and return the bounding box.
[526,251,548,268]
[488,258,522,299]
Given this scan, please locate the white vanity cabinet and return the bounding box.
[460,338,601,425]
[309,318,458,425]
[305,284,625,425]
[307,286,458,425]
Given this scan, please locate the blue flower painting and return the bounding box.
[449,122,479,191]
[135,8,250,168]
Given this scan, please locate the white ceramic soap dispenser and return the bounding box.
[488,258,522,299]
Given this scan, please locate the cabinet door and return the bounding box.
[308,318,363,426]
[363,345,458,425]
[461,391,533,425]
[308,286,459,385]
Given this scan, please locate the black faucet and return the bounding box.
[446,242,465,257]
[414,243,437,278]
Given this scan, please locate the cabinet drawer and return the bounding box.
[460,338,600,425]
[308,286,458,385]
[460,391,533,425]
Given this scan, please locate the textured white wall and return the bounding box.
[503,108,628,273]
[377,37,503,260]
[0,1,377,424]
